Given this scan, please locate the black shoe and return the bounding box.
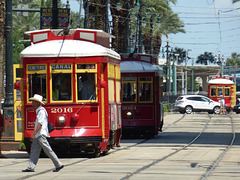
[22,169,34,172]
[53,165,64,172]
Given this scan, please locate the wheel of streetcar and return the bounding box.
[213,106,220,114]
[185,106,193,114]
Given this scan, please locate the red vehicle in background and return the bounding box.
[120,53,164,138]
[207,75,236,113]
[18,29,121,157]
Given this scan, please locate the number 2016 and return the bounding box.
[51,107,73,113]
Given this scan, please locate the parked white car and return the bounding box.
[175,95,220,114]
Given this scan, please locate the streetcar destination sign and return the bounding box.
[52,64,71,70]
[28,65,46,71]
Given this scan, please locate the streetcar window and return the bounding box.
[77,73,96,100]
[210,86,217,96]
[139,83,152,102]
[139,77,152,102]
[217,86,223,96]
[122,82,136,102]
[52,74,72,101]
[28,74,46,100]
[225,86,230,96]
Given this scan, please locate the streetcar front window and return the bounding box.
[122,77,137,103]
[210,86,216,96]
[139,77,152,102]
[217,86,223,96]
[52,73,72,101]
[28,74,46,100]
[225,86,230,97]
[77,73,96,100]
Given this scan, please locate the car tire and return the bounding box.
[213,106,220,114]
[185,106,193,114]
[179,110,185,114]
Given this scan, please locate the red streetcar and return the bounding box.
[120,53,164,138]
[207,75,236,112]
[18,29,121,156]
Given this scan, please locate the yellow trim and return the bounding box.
[121,77,137,103]
[75,63,97,73]
[108,64,115,79]
[26,64,47,74]
[209,85,217,97]
[108,79,115,103]
[27,73,47,104]
[75,73,98,102]
[115,65,121,80]
[231,85,236,107]
[13,64,24,141]
[50,74,73,103]
[138,77,153,103]
[224,86,231,97]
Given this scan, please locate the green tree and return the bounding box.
[233,0,240,3]
[226,52,240,67]
[196,52,215,65]
[171,47,188,64]
[85,0,185,54]
[13,30,25,64]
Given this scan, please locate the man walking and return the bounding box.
[22,94,64,172]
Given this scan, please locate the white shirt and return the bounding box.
[219,99,225,107]
[35,106,50,138]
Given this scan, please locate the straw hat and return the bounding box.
[29,94,45,105]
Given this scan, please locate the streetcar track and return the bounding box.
[200,114,236,180]
[17,158,89,180]
[120,113,212,180]
[161,114,185,132]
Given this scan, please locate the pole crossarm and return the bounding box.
[12,8,40,12]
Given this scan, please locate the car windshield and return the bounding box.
[176,97,183,101]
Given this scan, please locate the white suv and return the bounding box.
[175,95,220,114]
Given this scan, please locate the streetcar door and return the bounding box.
[13,64,24,141]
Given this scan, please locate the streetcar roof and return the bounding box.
[20,39,120,60]
[120,61,163,74]
[208,78,234,85]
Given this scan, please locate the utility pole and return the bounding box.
[185,49,191,94]
[52,0,58,29]
[84,0,89,28]
[0,0,4,102]
[104,0,109,33]
[191,58,194,94]
[4,0,13,107]
[165,39,170,95]
[173,54,179,95]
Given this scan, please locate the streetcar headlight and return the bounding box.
[127,112,132,116]
[71,113,80,122]
[58,116,66,123]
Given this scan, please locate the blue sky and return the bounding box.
[68,0,240,63]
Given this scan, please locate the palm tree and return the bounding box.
[85,0,185,54]
[196,52,215,65]
[233,0,240,3]
[226,52,240,66]
[172,47,188,64]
